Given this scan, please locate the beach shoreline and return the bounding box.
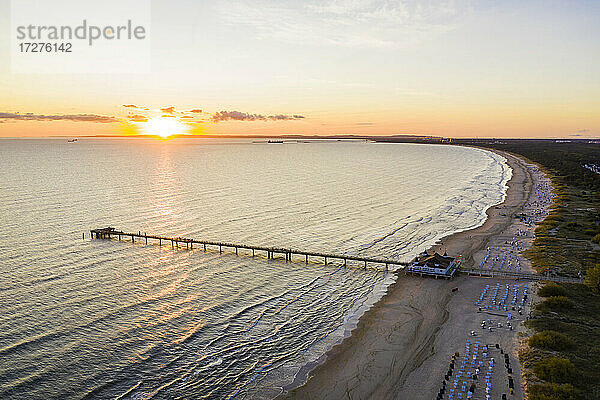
[283,148,539,399]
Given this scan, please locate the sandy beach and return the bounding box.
[284,149,547,400]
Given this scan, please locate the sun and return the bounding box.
[143,117,189,138]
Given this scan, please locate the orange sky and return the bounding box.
[1,0,599,138]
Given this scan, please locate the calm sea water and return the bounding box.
[0,139,510,399]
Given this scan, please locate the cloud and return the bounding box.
[211,111,305,122]
[212,111,265,122]
[160,106,176,114]
[269,114,304,121]
[569,129,593,137]
[219,0,469,49]
[0,112,118,123]
[188,109,203,113]
[127,114,148,122]
[269,114,294,120]
[123,104,139,108]
[356,122,374,126]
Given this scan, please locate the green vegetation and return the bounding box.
[584,264,600,294]
[538,283,567,297]
[529,331,574,351]
[468,140,600,400]
[528,383,578,400]
[519,284,600,400]
[536,296,574,312]
[533,357,576,383]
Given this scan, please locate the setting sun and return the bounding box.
[143,117,189,138]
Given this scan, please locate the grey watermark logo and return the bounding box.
[10,0,151,74]
[16,20,147,46]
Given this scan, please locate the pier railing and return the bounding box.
[90,227,410,271]
[460,268,584,284]
[90,227,586,283]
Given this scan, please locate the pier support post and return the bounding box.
[91,227,420,275]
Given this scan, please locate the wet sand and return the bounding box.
[283,150,536,399]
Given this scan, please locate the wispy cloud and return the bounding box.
[122,104,149,110]
[127,114,148,122]
[0,112,118,123]
[219,0,470,48]
[212,111,305,122]
[569,129,593,137]
[160,106,176,114]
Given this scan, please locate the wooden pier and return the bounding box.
[89,227,583,283]
[90,227,411,271]
[459,268,584,284]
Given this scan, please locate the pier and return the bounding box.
[89,227,583,283]
[459,268,584,283]
[90,227,411,272]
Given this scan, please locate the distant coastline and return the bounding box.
[3,135,599,146]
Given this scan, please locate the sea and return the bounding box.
[0,138,511,399]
